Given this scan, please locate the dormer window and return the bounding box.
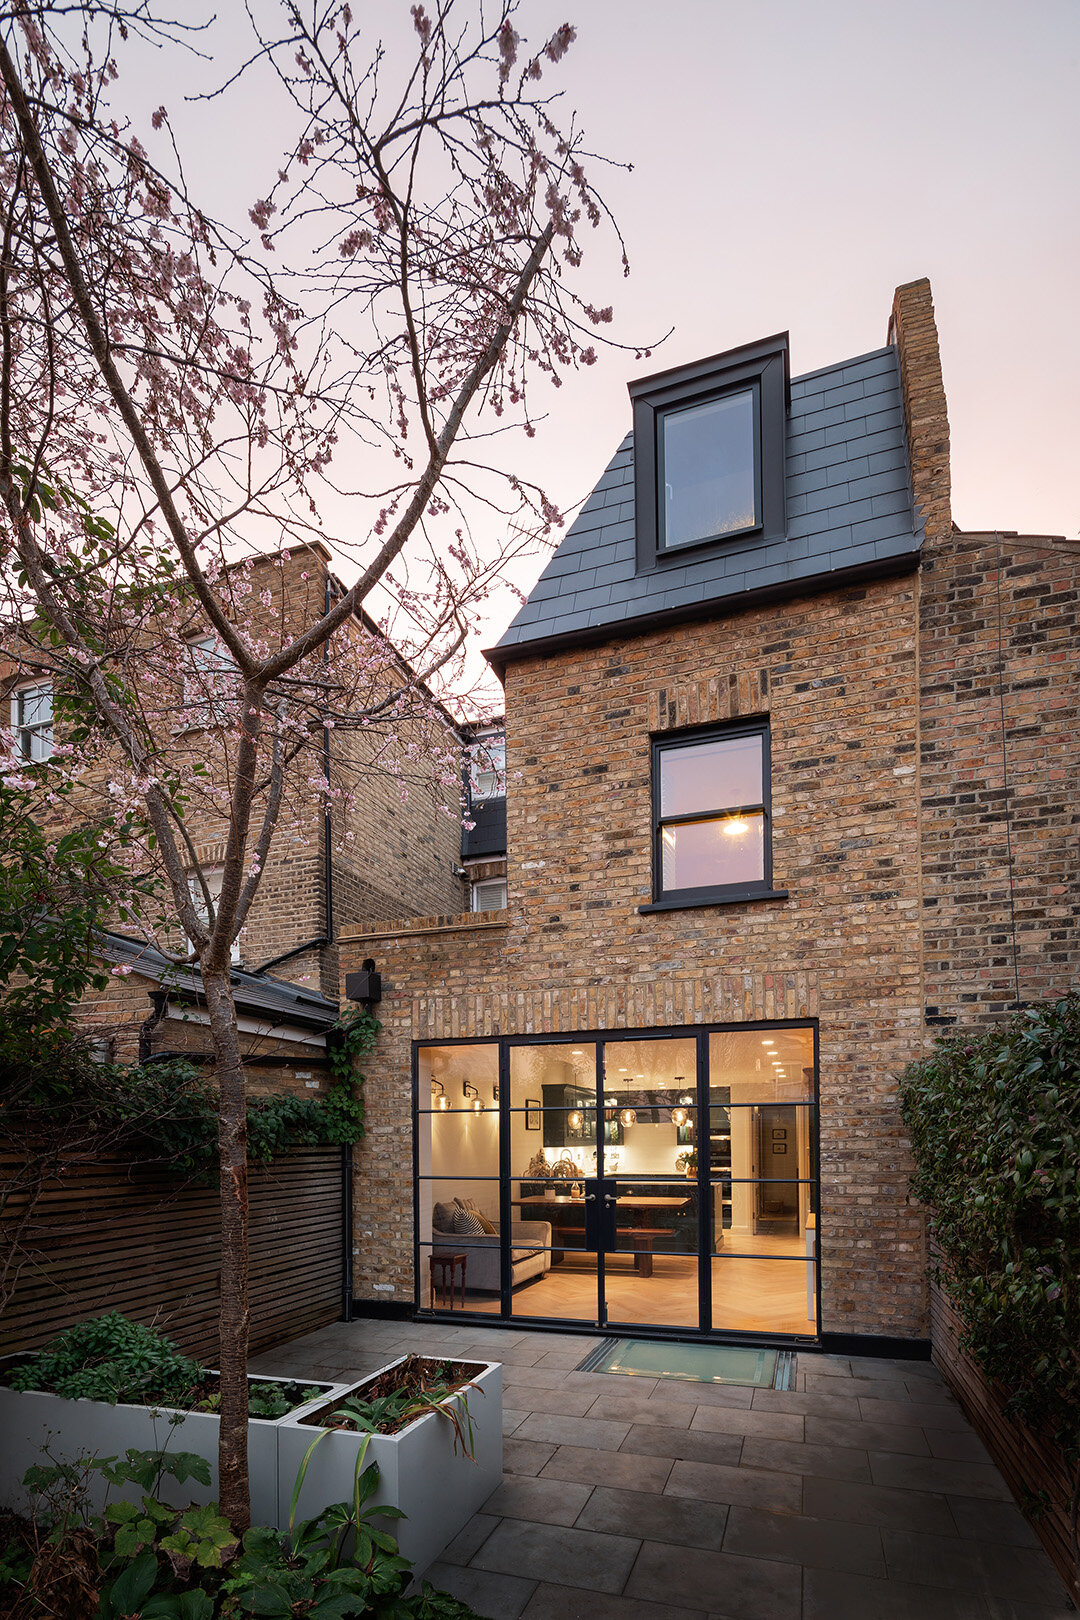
[631,335,789,573]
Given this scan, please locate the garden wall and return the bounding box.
[0,1147,344,1361]
[930,1280,1077,1603]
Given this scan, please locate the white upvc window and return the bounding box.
[468,728,506,801]
[187,866,241,963]
[10,682,53,762]
[471,877,507,913]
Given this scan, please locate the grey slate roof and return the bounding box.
[490,344,920,666]
[100,932,339,1031]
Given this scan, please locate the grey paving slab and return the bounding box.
[794,1354,851,1379]
[740,1436,872,1483]
[869,1449,1013,1501]
[515,1411,633,1451]
[859,1395,969,1430]
[619,1424,744,1468]
[483,1475,594,1528]
[587,1393,695,1429]
[924,1425,993,1463]
[506,1385,598,1418]
[521,1582,707,1620]
[439,1512,501,1567]
[884,1529,1071,1605]
[723,1503,886,1576]
[576,1485,728,1552]
[804,1414,929,1456]
[803,1373,913,1402]
[750,1387,861,1419]
[540,1444,673,1493]
[625,1540,801,1620]
[502,1437,558,1477]
[503,1408,528,1435]
[803,1566,993,1620]
[689,1403,804,1441]
[946,1494,1041,1548]
[665,1457,802,1514]
[424,1560,537,1619]
[802,1474,954,1534]
[501,1363,590,1392]
[473,1519,640,1595]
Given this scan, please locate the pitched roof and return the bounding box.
[488,344,920,672]
[99,932,339,1032]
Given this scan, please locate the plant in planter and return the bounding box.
[675,1149,697,1178]
[0,1315,345,1528]
[279,1355,502,1574]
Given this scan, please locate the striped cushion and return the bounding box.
[453,1208,487,1236]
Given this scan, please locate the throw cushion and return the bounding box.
[432,1201,458,1233]
[453,1208,487,1236]
[476,1211,497,1234]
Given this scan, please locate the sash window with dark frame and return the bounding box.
[649,719,776,908]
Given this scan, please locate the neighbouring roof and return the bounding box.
[488,344,920,672]
[99,932,339,1032]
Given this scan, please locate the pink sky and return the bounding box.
[116,2,1080,702]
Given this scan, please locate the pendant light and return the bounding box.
[670,1077,690,1129]
[619,1074,637,1129]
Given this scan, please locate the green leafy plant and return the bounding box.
[899,993,1080,1580]
[9,1314,203,1407]
[310,1357,479,1459]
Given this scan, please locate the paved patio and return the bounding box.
[250,1319,1073,1620]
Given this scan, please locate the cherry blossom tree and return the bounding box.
[0,0,634,1525]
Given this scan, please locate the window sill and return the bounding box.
[638,889,788,915]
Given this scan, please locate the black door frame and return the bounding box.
[412,1017,822,1347]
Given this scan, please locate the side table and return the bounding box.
[430,1252,467,1310]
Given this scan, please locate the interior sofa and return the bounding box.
[431,1197,552,1293]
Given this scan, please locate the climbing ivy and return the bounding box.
[899,994,1080,1561]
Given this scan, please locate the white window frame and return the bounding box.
[9,681,53,762]
[468,728,506,802]
[187,866,241,963]
[471,877,507,913]
[182,635,237,726]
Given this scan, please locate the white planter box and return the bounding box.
[0,1371,349,1528]
[277,1356,502,1574]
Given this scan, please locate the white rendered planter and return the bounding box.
[277,1357,502,1575]
[0,1371,348,1528]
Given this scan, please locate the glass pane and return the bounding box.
[19,684,52,727]
[661,388,756,549]
[659,733,762,817]
[605,1181,699,1330]
[418,1043,500,1114]
[709,1028,815,1105]
[710,1255,816,1335]
[600,1037,697,1179]
[661,812,764,892]
[507,1041,599,1182]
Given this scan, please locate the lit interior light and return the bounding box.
[619,1107,637,1128]
[438,1094,449,1111]
[761,1039,775,1048]
[567,1109,584,1132]
[722,817,749,837]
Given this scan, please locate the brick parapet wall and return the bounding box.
[343,574,929,1336]
[918,529,1080,1024]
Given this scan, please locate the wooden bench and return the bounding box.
[550,1225,670,1277]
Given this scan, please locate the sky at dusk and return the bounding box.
[120,1,1079,703]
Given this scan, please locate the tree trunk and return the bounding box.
[202,968,251,1532]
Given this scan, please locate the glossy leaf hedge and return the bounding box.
[899,994,1080,1471]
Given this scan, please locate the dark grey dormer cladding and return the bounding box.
[488,343,921,673]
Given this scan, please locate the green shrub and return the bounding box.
[899,994,1080,1471]
[8,1314,203,1407]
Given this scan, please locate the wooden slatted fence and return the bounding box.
[0,1147,344,1362]
[931,1280,1078,1604]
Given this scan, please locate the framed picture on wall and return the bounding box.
[771,1127,787,1141]
[772,1142,788,1155]
[525,1099,541,1131]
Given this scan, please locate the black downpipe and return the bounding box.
[342,1141,354,1321]
[322,572,335,957]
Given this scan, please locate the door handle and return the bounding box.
[583,1193,597,1202]
[603,1195,618,1206]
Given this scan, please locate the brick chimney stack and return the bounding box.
[888,278,952,542]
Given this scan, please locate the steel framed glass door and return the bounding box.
[416,1023,819,1338]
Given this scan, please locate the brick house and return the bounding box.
[3,543,470,1095]
[339,278,1079,1354]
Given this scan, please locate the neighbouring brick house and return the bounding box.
[339,278,1079,1353]
[3,542,469,1096]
